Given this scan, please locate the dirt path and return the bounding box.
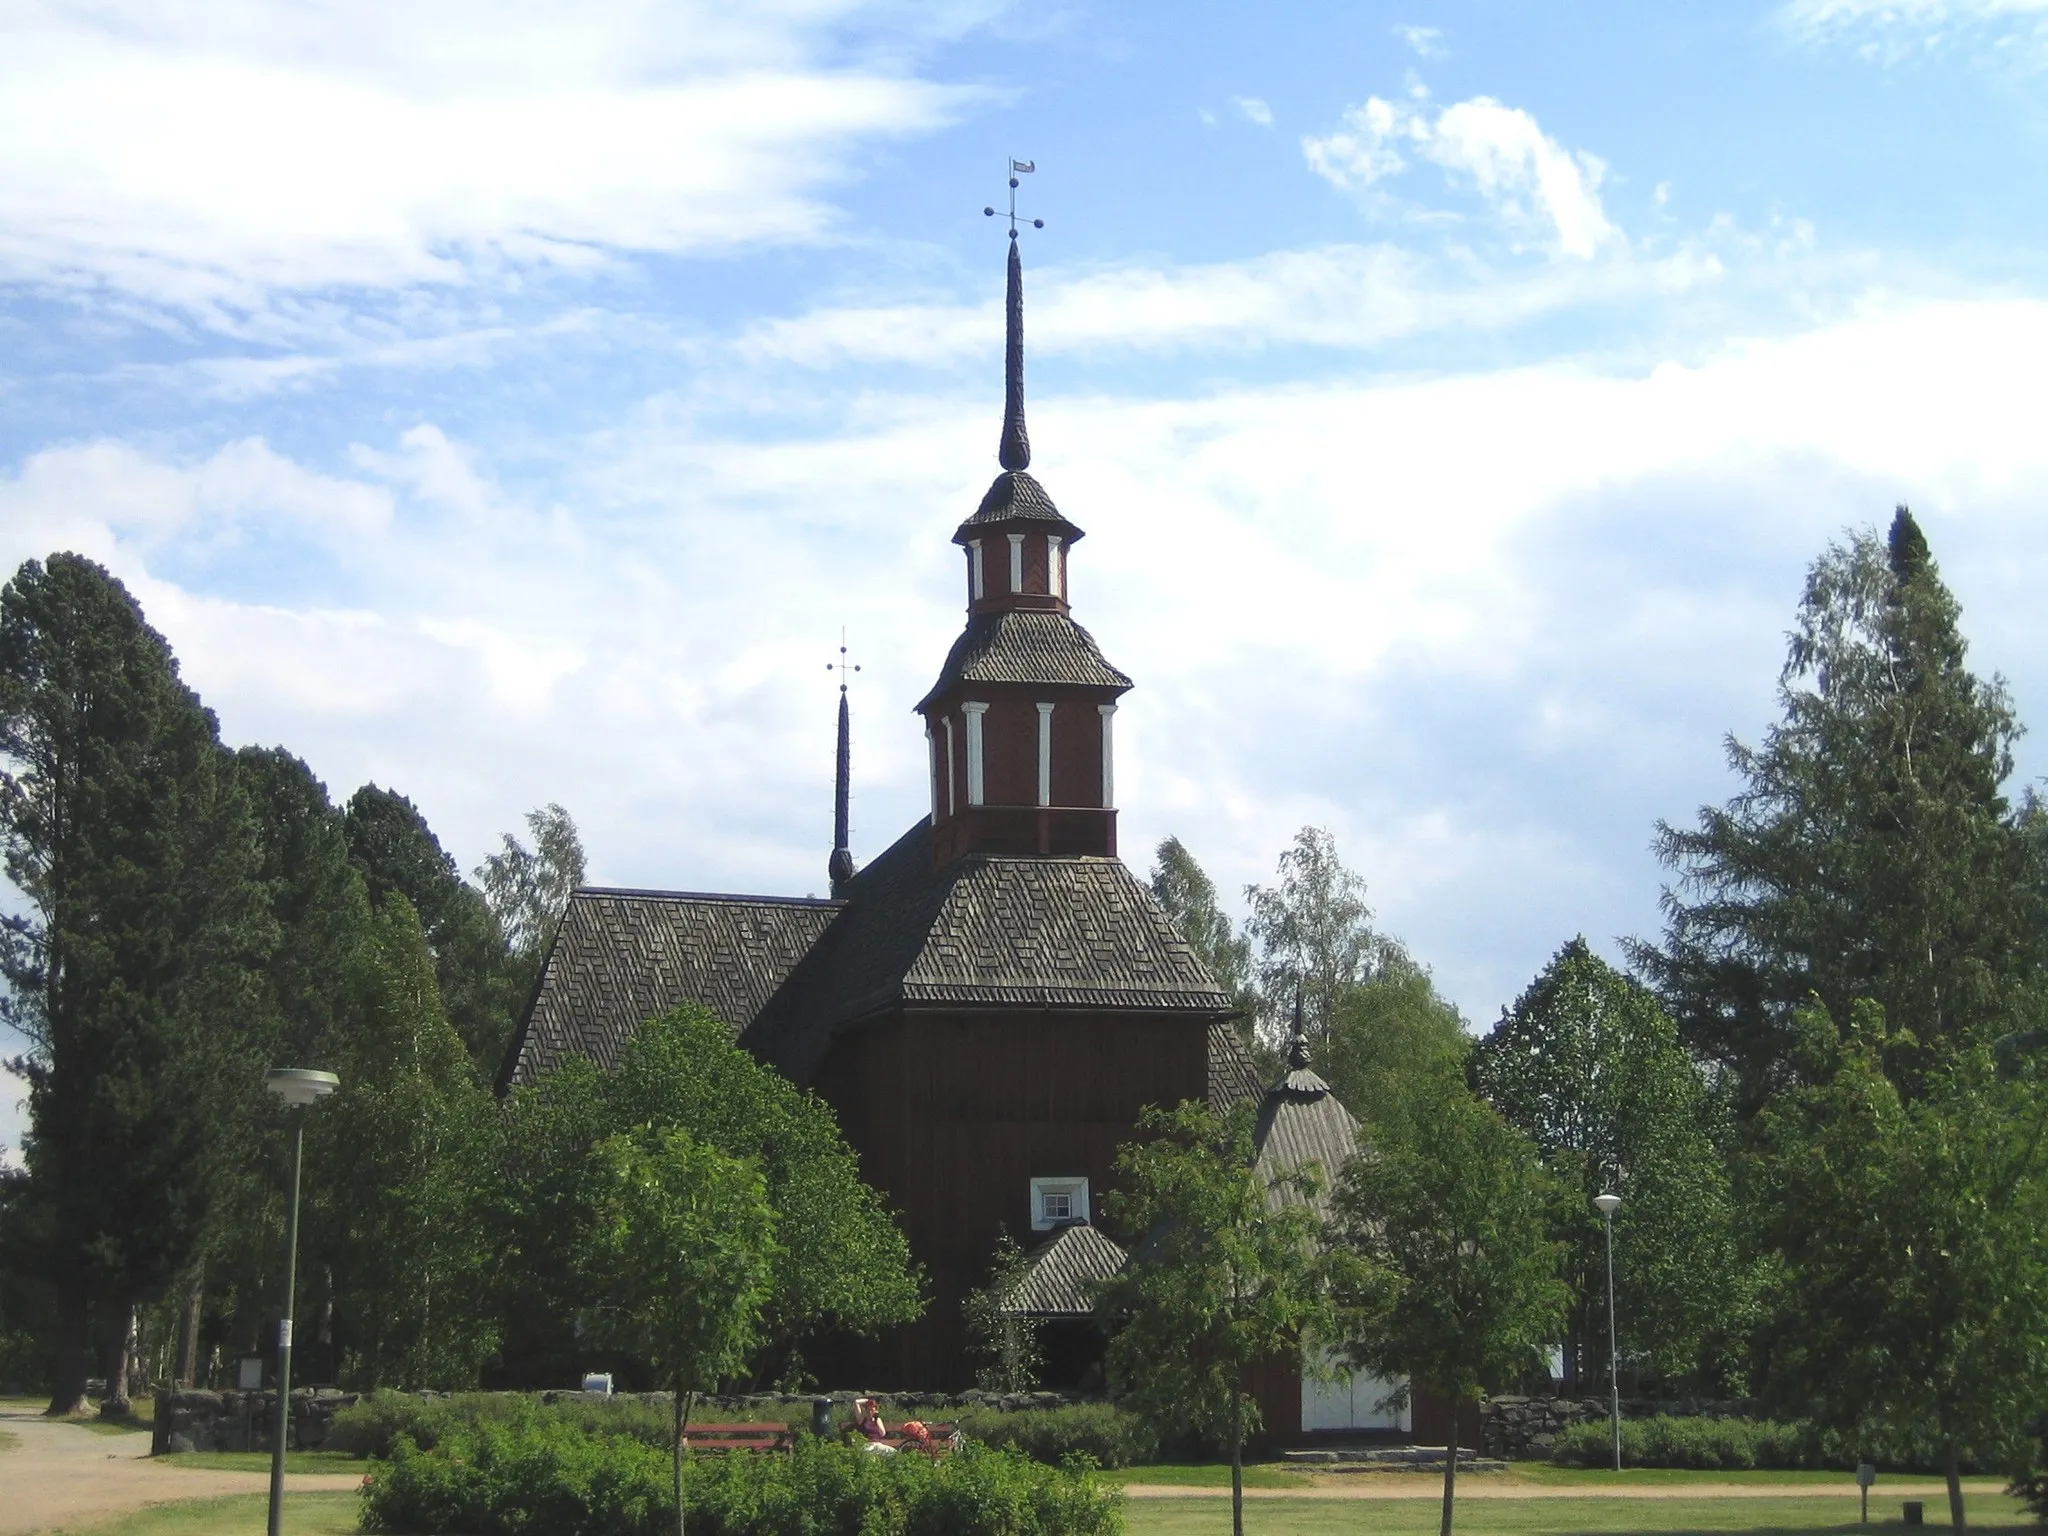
[0,1409,362,1535]
[1122,1475,1994,1501]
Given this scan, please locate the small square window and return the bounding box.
[1030,1177,1089,1231]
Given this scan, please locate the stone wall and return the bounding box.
[152,1388,362,1455]
[1481,1396,1760,1461]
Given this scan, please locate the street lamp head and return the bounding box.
[1593,1192,1622,1217]
[265,1068,339,1107]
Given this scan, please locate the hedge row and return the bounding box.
[358,1418,1123,1536]
[1550,1414,1992,1474]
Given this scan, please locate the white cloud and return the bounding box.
[1394,24,1448,58]
[1304,93,1619,259]
[1233,95,1275,127]
[0,0,978,315]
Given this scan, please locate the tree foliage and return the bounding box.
[579,1125,778,1536]
[1326,1075,1566,1536]
[961,1229,1044,1394]
[1473,938,1748,1389]
[344,784,521,1076]
[1637,509,2043,1106]
[0,554,272,1412]
[1096,1099,1330,1536]
[1745,1000,2048,1528]
[477,802,585,1008]
[1148,836,1253,1014]
[1244,827,1401,1049]
[1321,958,1468,1154]
[496,1006,920,1387]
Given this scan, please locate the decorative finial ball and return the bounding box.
[1032,219,1044,229]
[1010,229,1018,240]
[1009,177,1018,188]
[984,207,995,216]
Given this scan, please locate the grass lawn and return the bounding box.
[1123,1492,2032,1534]
[160,1448,364,1474]
[47,1492,357,1536]
[1513,1464,2014,1491]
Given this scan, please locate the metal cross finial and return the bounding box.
[827,629,861,694]
[984,158,1045,239]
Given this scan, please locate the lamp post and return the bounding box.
[1593,1192,1622,1474]
[264,1067,338,1536]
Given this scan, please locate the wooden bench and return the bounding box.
[683,1422,795,1453]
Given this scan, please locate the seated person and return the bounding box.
[851,1398,896,1454]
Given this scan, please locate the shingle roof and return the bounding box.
[917,610,1133,710]
[500,888,840,1090]
[1252,1043,1363,1215]
[1001,1223,1128,1317]
[955,470,1080,536]
[744,818,1234,1082]
[1207,1020,1266,1112]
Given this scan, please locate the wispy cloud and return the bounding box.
[1233,95,1275,126]
[1304,93,1619,259]
[0,1,979,319]
[1394,24,1448,58]
[1779,0,2048,65]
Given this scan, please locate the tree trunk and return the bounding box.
[673,1385,695,1536]
[1440,1406,1459,1536]
[1945,1437,1966,1529]
[103,1305,137,1416]
[47,1287,89,1417]
[176,1265,205,1389]
[1230,1387,1245,1536]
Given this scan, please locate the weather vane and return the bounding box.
[827,628,860,694]
[984,158,1044,239]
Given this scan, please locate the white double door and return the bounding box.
[1301,1352,1410,1433]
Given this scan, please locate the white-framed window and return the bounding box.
[1036,702,1054,806]
[968,540,985,601]
[941,716,957,818]
[1030,1176,1090,1231]
[1098,703,1117,808]
[1008,532,1025,592]
[963,702,989,805]
[1048,534,1064,599]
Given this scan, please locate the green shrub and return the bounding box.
[951,1403,1158,1469]
[358,1416,1123,1536]
[1551,1415,1844,1471]
[329,1391,687,1460]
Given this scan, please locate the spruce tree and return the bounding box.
[343,784,519,1077]
[0,554,270,1413]
[1636,508,2042,1105]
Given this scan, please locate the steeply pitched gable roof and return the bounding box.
[955,469,1078,536]
[744,818,1232,1082]
[500,888,839,1090]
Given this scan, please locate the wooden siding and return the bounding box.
[815,1004,1208,1386]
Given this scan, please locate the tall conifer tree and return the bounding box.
[0,555,270,1413]
[1636,508,2043,1105]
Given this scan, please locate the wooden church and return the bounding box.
[500,227,1392,1437]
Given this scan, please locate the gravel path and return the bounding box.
[0,1408,362,1535]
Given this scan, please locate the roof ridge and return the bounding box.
[575,886,844,909]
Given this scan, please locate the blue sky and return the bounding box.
[7,0,2048,1160]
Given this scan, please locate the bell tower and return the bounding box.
[917,207,1132,866]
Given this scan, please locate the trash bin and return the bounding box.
[1903,1501,1925,1525]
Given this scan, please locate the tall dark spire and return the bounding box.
[999,235,1030,472]
[828,636,858,897]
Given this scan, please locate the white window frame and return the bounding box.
[941,716,957,818]
[1098,703,1116,808]
[1047,534,1064,599]
[1008,532,1025,593]
[1036,702,1054,806]
[963,702,989,805]
[1030,1176,1090,1231]
[968,539,985,601]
